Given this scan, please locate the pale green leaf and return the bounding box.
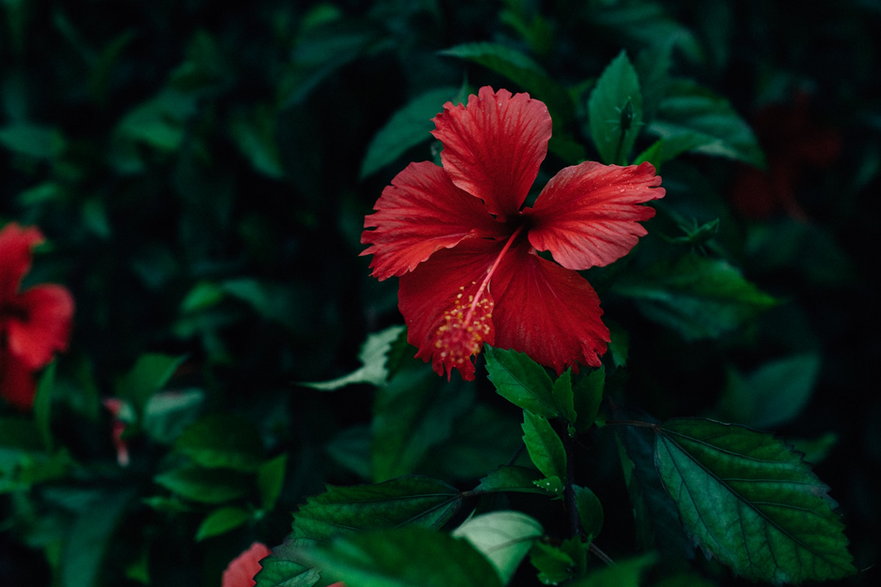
[453,511,543,584]
[302,325,405,390]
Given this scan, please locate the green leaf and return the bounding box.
[326,425,372,479]
[258,454,288,510]
[634,133,712,167]
[613,254,777,340]
[522,412,566,483]
[439,42,575,124]
[608,324,630,369]
[222,278,299,330]
[292,476,462,542]
[653,571,717,587]
[655,418,855,583]
[567,553,657,587]
[551,370,576,424]
[636,38,676,124]
[302,325,406,390]
[154,466,250,504]
[452,511,543,584]
[589,3,702,62]
[474,465,545,495]
[648,79,765,168]
[789,432,838,465]
[532,476,564,495]
[485,346,558,418]
[371,366,471,481]
[0,122,66,158]
[115,89,197,152]
[59,489,135,587]
[279,20,387,107]
[588,50,643,165]
[229,105,285,179]
[255,538,321,587]
[195,506,250,541]
[360,87,457,178]
[175,413,264,472]
[573,367,604,434]
[142,388,204,445]
[573,485,603,540]
[33,362,56,451]
[746,220,857,286]
[300,527,503,587]
[718,353,821,428]
[0,417,43,456]
[421,404,522,482]
[615,420,693,561]
[529,539,586,585]
[116,353,186,413]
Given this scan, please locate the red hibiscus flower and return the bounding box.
[361,87,664,380]
[222,542,272,587]
[1,223,74,409]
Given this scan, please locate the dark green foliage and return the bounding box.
[2,0,877,585]
[291,476,462,542]
[655,419,855,582]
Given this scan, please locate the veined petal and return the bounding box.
[431,86,551,216]
[361,161,503,280]
[6,284,74,370]
[491,243,609,373]
[398,239,502,380]
[0,350,35,410]
[525,161,664,270]
[0,223,44,301]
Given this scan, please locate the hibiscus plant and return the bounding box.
[1,2,877,587]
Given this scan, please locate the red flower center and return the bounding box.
[433,224,526,369]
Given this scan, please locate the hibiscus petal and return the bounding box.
[222,542,272,587]
[361,161,503,280]
[0,351,36,410]
[398,239,502,380]
[431,86,552,217]
[491,243,610,373]
[0,223,44,301]
[525,161,664,270]
[6,284,74,370]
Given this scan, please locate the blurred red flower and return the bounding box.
[362,87,664,380]
[0,223,74,409]
[730,92,841,220]
[222,542,272,587]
